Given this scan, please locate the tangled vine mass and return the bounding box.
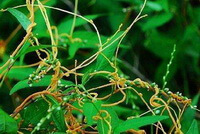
[0,0,199,134]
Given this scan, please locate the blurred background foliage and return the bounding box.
[0,0,200,133]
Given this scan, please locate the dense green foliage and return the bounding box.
[0,0,199,133]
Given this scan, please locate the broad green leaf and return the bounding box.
[73,31,107,47]
[146,1,163,11]
[83,100,102,125]
[157,0,169,12]
[182,24,200,58]
[103,107,119,130]
[186,120,199,134]
[46,95,66,132]
[182,94,200,133]
[144,30,176,59]
[21,96,66,131]
[109,14,125,32]
[19,42,31,65]
[67,31,107,59]
[8,8,31,30]
[33,0,56,37]
[0,109,17,134]
[10,75,74,95]
[0,1,10,9]
[114,116,168,133]
[95,31,124,71]
[58,15,100,34]
[113,105,134,116]
[52,107,66,131]
[20,99,49,126]
[15,45,64,59]
[7,67,35,80]
[142,13,173,31]
[97,119,110,134]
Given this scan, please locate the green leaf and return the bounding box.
[33,0,56,37]
[112,105,134,116]
[19,42,31,65]
[46,95,66,132]
[8,8,31,30]
[67,31,107,59]
[58,14,100,34]
[53,132,66,134]
[157,0,169,12]
[186,120,199,134]
[97,119,110,134]
[83,100,102,125]
[182,94,200,133]
[146,1,163,11]
[114,116,168,133]
[0,109,17,134]
[81,69,93,85]
[10,75,74,95]
[95,31,124,71]
[7,68,35,80]
[142,13,173,31]
[102,107,119,130]
[20,99,49,126]
[144,30,176,59]
[52,107,66,132]
[15,45,64,60]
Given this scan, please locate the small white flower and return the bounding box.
[155,110,160,114]
[46,114,51,119]
[164,88,169,91]
[47,109,51,112]
[63,97,67,101]
[37,123,41,127]
[35,76,40,79]
[168,91,172,94]
[122,8,127,13]
[29,84,33,87]
[40,118,45,123]
[56,106,61,111]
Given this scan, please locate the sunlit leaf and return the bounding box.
[83,100,102,125]
[142,13,173,31]
[8,8,31,30]
[67,31,107,59]
[10,75,73,95]
[97,119,110,134]
[113,116,168,133]
[7,68,35,80]
[186,120,199,134]
[95,31,124,71]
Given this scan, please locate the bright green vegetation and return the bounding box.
[0,0,199,133]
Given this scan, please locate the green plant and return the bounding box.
[0,0,199,134]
